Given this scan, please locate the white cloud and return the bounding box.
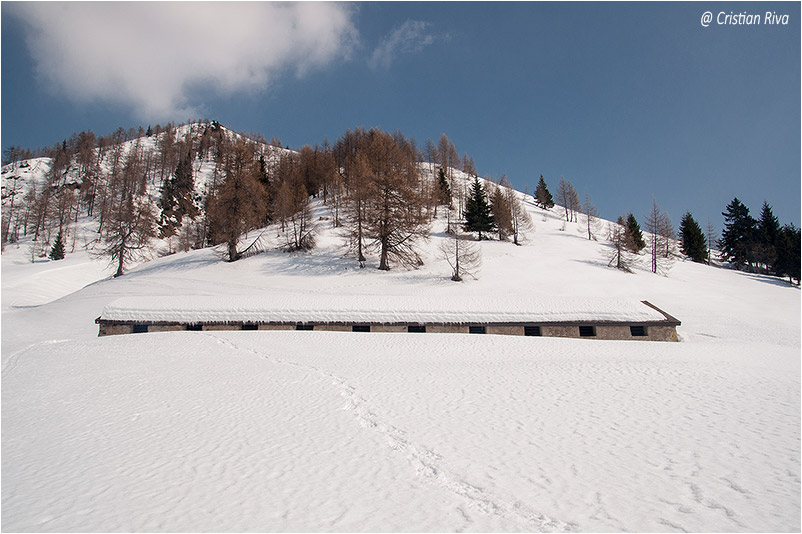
[369,20,437,71]
[10,2,357,120]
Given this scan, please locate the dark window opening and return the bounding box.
[579,326,596,337]
[242,323,258,331]
[296,324,314,331]
[132,324,148,334]
[408,325,426,333]
[524,326,542,337]
[187,324,203,331]
[630,325,647,337]
[352,325,371,333]
[469,325,486,334]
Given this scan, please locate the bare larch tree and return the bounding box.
[363,130,429,270]
[207,139,268,262]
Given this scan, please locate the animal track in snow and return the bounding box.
[207,332,576,532]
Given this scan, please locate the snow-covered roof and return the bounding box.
[98,295,675,325]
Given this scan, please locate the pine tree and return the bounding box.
[159,149,198,238]
[258,155,270,188]
[49,228,65,260]
[437,167,452,207]
[534,175,554,209]
[719,197,757,269]
[679,212,707,263]
[463,177,496,240]
[758,202,780,245]
[625,213,646,252]
[757,201,781,273]
[775,224,801,285]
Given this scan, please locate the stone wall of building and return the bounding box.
[595,326,632,340]
[645,325,679,342]
[98,320,679,341]
[372,325,408,333]
[314,325,352,332]
[98,323,134,336]
[148,325,185,333]
[540,325,578,338]
[486,325,524,336]
[426,325,470,334]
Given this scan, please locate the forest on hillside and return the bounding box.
[1,120,799,284]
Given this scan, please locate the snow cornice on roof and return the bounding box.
[97,295,674,324]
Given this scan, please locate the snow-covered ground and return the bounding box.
[2,196,799,532]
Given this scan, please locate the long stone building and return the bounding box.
[95,295,681,342]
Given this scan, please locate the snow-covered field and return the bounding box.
[2,198,799,532]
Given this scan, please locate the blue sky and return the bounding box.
[2,2,799,229]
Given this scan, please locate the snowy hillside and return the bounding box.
[1,122,291,263]
[2,135,800,531]
[1,123,288,202]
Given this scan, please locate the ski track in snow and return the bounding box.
[206,332,577,532]
[2,339,71,376]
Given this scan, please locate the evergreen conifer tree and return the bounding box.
[534,175,554,209]
[463,177,495,240]
[437,167,452,207]
[258,155,270,188]
[49,228,65,261]
[679,212,707,263]
[758,202,780,244]
[719,197,757,269]
[775,224,801,284]
[757,201,781,272]
[159,149,198,238]
[625,213,646,252]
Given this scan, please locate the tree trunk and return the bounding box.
[228,239,239,262]
[114,240,125,277]
[378,238,390,270]
[452,237,462,281]
[357,202,366,265]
